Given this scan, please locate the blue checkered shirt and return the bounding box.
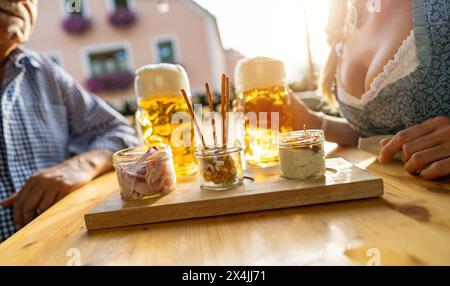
[0,47,139,241]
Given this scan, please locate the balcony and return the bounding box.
[85,70,134,93]
[108,8,137,28]
[61,14,91,35]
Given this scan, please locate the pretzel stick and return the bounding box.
[220,74,226,146]
[181,89,206,148]
[205,83,217,146]
[224,76,230,146]
[225,77,230,114]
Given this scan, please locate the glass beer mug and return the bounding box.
[135,64,197,177]
[235,57,293,167]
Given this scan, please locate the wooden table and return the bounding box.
[0,143,449,266]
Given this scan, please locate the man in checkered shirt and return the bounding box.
[0,0,139,241]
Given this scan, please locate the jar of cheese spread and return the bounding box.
[278,130,325,180]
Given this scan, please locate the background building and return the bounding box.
[26,0,242,113]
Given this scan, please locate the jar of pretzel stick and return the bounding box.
[195,142,244,190]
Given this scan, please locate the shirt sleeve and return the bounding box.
[51,63,140,154]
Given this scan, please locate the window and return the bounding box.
[108,0,135,12]
[83,44,134,92]
[113,0,129,10]
[61,0,91,34]
[108,0,136,28]
[157,40,176,64]
[88,48,129,76]
[151,35,180,64]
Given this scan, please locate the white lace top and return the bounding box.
[333,0,449,138]
[336,29,419,109]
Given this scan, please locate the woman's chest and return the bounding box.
[339,4,413,97]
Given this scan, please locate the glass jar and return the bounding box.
[113,143,176,201]
[195,143,244,190]
[278,130,325,180]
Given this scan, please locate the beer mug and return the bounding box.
[235,57,293,167]
[135,64,197,177]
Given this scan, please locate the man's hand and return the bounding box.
[0,150,113,229]
[378,116,450,180]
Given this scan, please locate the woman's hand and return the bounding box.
[378,116,450,180]
[289,91,322,131]
[0,150,113,229]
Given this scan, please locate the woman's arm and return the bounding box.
[319,113,360,147]
[290,93,360,146]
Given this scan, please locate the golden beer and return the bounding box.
[135,64,197,176]
[235,57,292,167]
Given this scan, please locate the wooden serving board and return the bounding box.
[84,158,383,231]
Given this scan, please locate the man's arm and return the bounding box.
[0,150,113,229]
[1,60,139,228]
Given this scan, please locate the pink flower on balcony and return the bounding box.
[86,71,134,93]
[61,14,91,35]
[108,8,137,28]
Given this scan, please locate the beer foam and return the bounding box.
[135,64,191,98]
[235,57,286,93]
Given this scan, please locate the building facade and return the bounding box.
[26,0,235,111]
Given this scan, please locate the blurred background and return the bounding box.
[26,0,331,115]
